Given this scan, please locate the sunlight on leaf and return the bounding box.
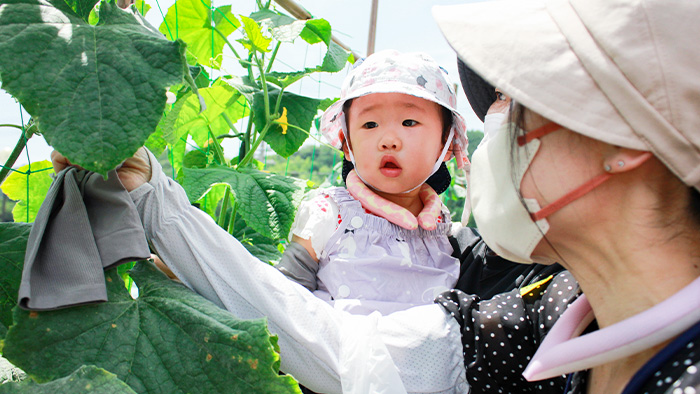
[164,85,247,148]
[0,161,53,223]
[159,0,239,69]
[239,15,271,53]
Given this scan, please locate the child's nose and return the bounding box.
[379,129,402,150]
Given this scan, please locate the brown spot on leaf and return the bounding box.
[231,334,238,341]
[247,359,258,370]
[106,277,113,282]
[111,324,117,328]
[206,354,213,362]
[29,311,39,318]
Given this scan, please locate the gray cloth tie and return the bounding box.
[19,167,150,310]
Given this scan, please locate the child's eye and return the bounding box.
[363,121,378,129]
[402,119,418,127]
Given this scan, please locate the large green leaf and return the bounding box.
[158,0,238,69]
[0,161,53,223]
[3,262,300,394]
[182,166,305,239]
[0,365,137,394]
[254,90,321,158]
[0,0,186,175]
[0,222,31,334]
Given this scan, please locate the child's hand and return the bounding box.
[50,148,152,192]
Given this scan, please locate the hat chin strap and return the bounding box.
[345,129,454,194]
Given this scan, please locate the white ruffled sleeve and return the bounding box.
[288,190,339,258]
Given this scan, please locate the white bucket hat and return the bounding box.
[433,0,700,191]
[320,49,470,169]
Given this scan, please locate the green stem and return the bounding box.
[237,52,274,168]
[0,124,35,186]
[220,112,241,135]
[227,202,238,235]
[207,126,227,165]
[273,86,285,114]
[217,185,231,228]
[246,54,256,86]
[213,26,242,60]
[0,124,23,130]
[184,70,206,112]
[239,123,272,167]
[265,41,282,73]
[239,118,254,163]
[256,53,272,123]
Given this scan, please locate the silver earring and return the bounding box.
[604,164,612,172]
[617,160,625,168]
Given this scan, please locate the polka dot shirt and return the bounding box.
[436,271,581,394]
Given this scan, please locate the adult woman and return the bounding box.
[432,0,700,392]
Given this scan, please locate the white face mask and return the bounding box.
[482,112,507,145]
[469,121,550,264]
[461,112,506,224]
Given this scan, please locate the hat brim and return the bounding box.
[457,58,495,123]
[432,1,646,150]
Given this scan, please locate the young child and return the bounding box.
[276,50,470,315]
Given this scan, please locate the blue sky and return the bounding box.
[0,0,483,167]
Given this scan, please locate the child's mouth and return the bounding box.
[380,157,402,177]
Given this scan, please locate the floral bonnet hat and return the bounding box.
[320,49,470,169]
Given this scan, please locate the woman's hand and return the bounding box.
[50,148,152,192]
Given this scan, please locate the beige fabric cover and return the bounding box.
[433,0,700,191]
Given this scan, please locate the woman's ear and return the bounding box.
[604,148,653,174]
